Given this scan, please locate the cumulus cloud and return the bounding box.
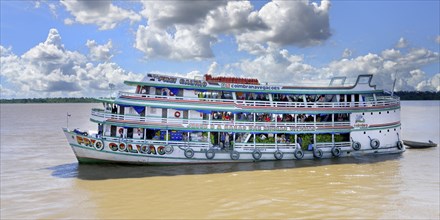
[223,39,439,91]
[235,0,331,53]
[61,0,141,30]
[134,0,332,59]
[140,1,225,28]
[86,40,114,62]
[201,1,268,35]
[1,29,142,98]
[134,24,215,60]
[342,48,352,58]
[395,37,408,48]
[227,44,316,83]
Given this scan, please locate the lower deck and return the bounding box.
[64,128,405,165]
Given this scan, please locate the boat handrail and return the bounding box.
[314,142,351,148]
[91,109,351,129]
[118,91,400,109]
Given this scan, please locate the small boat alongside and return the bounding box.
[403,140,437,149]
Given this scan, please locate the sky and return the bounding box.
[1,0,439,99]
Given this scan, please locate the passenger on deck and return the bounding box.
[297,136,303,149]
[308,138,314,151]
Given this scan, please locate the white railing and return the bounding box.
[315,142,351,149]
[91,108,351,129]
[118,91,400,109]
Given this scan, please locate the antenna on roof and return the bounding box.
[391,72,397,96]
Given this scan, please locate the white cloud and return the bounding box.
[140,1,225,28]
[61,0,141,30]
[134,24,215,60]
[342,48,352,58]
[201,1,267,35]
[224,41,439,91]
[235,0,331,53]
[134,0,332,59]
[86,40,114,62]
[1,29,142,98]
[395,37,408,48]
[416,73,440,91]
[436,36,440,44]
[207,62,218,75]
[227,45,316,83]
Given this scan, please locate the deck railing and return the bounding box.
[91,108,351,129]
[118,91,400,109]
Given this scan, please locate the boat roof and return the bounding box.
[124,74,382,94]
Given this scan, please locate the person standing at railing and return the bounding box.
[297,136,303,149]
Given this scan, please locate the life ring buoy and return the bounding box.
[370,138,380,149]
[252,149,262,160]
[109,143,118,151]
[174,111,181,118]
[274,150,283,160]
[206,149,215,159]
[119,143,126,151]
[148,145,156,154]
[140,145,148,154]
[397,141,403,150]
[313,148,323,159]
[94,141,104,151]
[331,146,342,157]
[127,144,138,153]
[118,128,123,134]
[230,150,240,160]
[294,148,304,159]
[165,145,174,154]
[184,148,194,159]
[352,141,361,151]
[158,146,166,155]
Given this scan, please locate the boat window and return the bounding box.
[334,133,350,142]
[212,111,233,121]
[336,113,349,122]
[220,91,233,99]
[127,128,133,138]
[138,86,149,94]
[110,125,116,137]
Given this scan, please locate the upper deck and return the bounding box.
[124,74,382,95]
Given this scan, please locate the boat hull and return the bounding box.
[64,129,405,165]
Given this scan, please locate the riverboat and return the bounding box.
[63,73,405,164]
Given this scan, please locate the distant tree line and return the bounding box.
[0,91,438,103]
[0,97,101,104]
[394,91,439,100]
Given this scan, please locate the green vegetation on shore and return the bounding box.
[0,91,438,104]
[394,91,439,100]
[0,97,101,104]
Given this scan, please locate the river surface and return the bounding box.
[1,101,439,219]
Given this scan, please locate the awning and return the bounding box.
[118,104,145,114]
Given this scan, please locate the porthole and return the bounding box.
[387,129,390,132]
[363,131,366,134]
[362,113,365,115]
[387,111,389,114]
[379,130,382,133]
[379,112,382,114]
[371,112,373,115]
[394,128,396,131]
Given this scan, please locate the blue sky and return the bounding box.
[1,0,439,98]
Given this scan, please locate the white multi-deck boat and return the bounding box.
[63,74,405,164]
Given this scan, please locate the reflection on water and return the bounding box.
[48,154,403,180]
[1,102,439,219]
